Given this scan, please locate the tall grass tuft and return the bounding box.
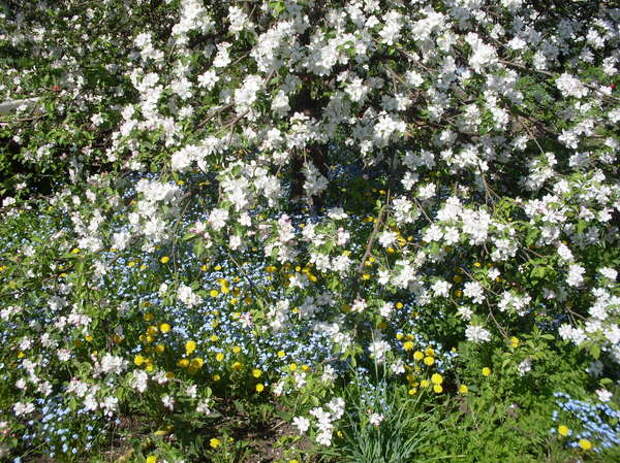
[322,371,434,463]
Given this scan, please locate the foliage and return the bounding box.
[322,373,432,463]
[0,0,619,461]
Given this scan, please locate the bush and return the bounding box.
[1,0,619,461]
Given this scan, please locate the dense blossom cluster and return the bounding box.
[0,0,619,460]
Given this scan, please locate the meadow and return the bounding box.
[0,1,619,462]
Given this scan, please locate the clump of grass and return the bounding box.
[322,372,437,463]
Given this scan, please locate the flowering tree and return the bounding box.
[1,0,619,461]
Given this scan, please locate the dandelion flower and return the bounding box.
[578,439,592,450]
[185,340,197,355]
[160,323,171,333]
[209,438,221,449]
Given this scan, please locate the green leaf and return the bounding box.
[590,344,601,360]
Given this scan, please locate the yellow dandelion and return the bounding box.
[177,358,189,368]
[578,439,592,451]
[209,438,221,449]
[147,325,158,336]
[185,340,197,355]
[190,357,204,369]
[160,323,171,333]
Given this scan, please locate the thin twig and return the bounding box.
[357,189,390,273]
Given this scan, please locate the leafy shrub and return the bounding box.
[1,0,619,461]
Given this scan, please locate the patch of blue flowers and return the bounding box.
[17,394,112,459]
[551,392,620,452]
